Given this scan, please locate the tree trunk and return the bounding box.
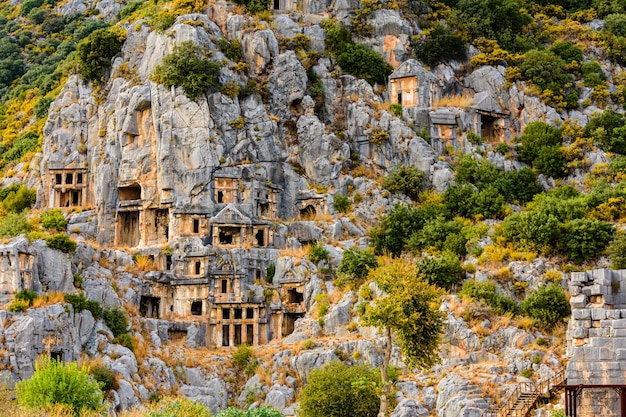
[378,326,392,417]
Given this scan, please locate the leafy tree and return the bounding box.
[337,43,393,85]
[152,41,222,100]
[361,258,445,417]
[416,251,464,290]
[408,217,468,256]
[382,165,425,200]
[338,247,378,281]
[415,25,467,66]
[516,122,567,178]
[505,167,543,204]
[521,284,570,328]
[444,184,476,218]
[561,218,615,263]
[370,204,425,256]
[76,28,125,82]
[456,0,532,50]
[299,361,380,417]
[15,356,103,415]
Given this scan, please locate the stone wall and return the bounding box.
[567,269,626,416]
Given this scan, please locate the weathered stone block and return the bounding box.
[571,327,588,339]
[571,272,589,283]
[612,328,626,337]
[573,309,591,319]
[613,319,626,329]
[569,284,581,296]
[607,309,621,319]
[571,294,587,308]
[591,308,607,320]
[615,349,626,361]
[591,269,613,286]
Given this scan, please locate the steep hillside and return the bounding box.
[0,0,624,415]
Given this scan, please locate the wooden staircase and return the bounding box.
[481,370,566,417]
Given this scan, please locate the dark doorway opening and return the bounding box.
[191,301,202,316]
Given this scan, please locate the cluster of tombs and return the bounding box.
[36,163,323,348]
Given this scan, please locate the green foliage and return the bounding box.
[415,25,467,66]
[299,361,380,417]
[456,0,532,50]
[1,131,39,166]
[216,406,284,417]
[408,217,467,256]
[0,212,33,237]
[549,41,583,63]
[148,398,213,417]
[89,366,118,392]
[581,61,607,87]
[561,218,615,263]
[15,356,103,415]
[118,0,144,19]
[232,0,270,13]
[521,284,570,328]
[609,233,626,269]
[2,185,36,213]
[459,279,518,315]
[604,13,626,37]
[382,165,425,200]
[501,210,560,250]
[232,344,259,376]
[40,209,67,232]
[389,103,402,116]
[338,247,378,281]
[45,233,77,254]
[585,109,626,154]
[416,251,463,290]
[103,307,130,338]
[333,194,351,213]
[215,37,242,62]
[114,333,134,351]
[363,258,445,370]
[516,122,566,178]
[336,43,393,85]
[15,289,37,306]
[266,263,275,283]
[152,41,223,101]
[505,168,543,204]
[64,293,103,319]
[8,299,29,312]
[77,28,125,82]
[370,204,426,256]
[308,242,330,264]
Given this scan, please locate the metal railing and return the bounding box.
[481,370,565,417]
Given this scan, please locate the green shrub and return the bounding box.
[7,299,29,312]
[505,167,543,204]
[417,251,464,290]
[459,279,518,315]
[64,293,103,319]
[20,0,43,16]
[232,344,258,376]
[266,263,275,283]
[516,122,566,178]
[152,41,222,101]
[581,61,607,87]
[217,407,284,417]
[408,217,465,255]
[336,43,393,85]
[2,131,39,165]
[604,13,626,37]
[609,234,626,269]
[521,283,570,328]
[338,247,378,281]
[40,209,67,231]
[501,210,560,250]
[76,28,125,82]
[561,218,615,263]
[299,361,380,417]
[117,0,143,19]
[114,333,134,351]
[549,41,583,63]
[308,242,330,264]
[46,233,77,254]
[389,103,402,116]
[585,109,626,154]
[0,212,33,237]
[89,366,118,392]
[382,165,425,200]
[149,398,213,417]
[232,0,270,14]
[415,25,467,66]
[15,289,37,306]
[2,185,36,213]
[215,37,242,62]
[333,194,351,213]
[370,204,426,256]
[15,356,103,415]
[469,187,506,218]
[103,307,130,337]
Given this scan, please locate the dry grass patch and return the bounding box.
[31,292,65,308]
[432,93,474,108]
